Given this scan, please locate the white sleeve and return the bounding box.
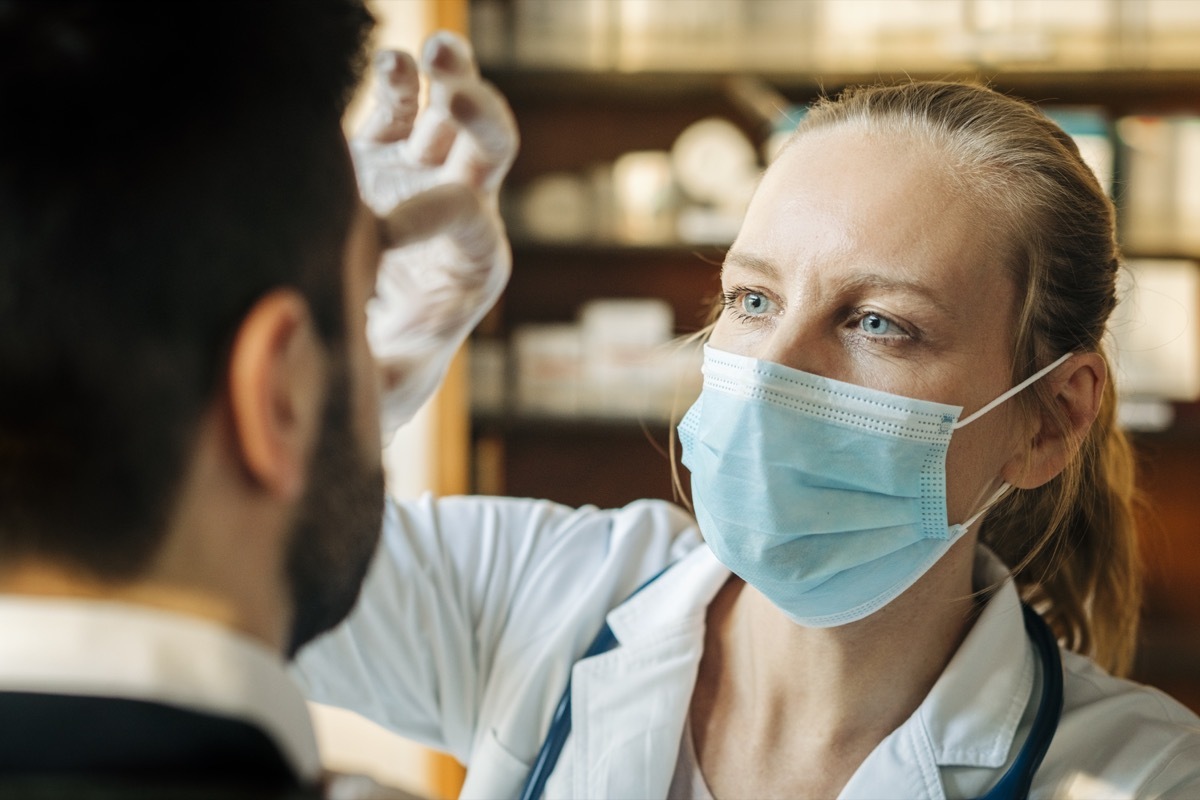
[1143,738,1200,799]
[289,493,700,762]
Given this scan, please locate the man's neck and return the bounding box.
[0,557,286,654]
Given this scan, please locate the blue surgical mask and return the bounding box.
[678,345,1072,627]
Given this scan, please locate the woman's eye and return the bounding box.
[721,286,776,321]
[852,310,916,345]
[742,292,769,315]
[860,313,893,336]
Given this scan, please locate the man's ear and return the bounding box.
[226,289,327,500]
[1002,353,1106,490]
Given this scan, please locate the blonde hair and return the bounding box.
[794,82,1141,675]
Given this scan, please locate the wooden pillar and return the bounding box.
[424,8,470,792]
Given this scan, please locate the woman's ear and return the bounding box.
[1002,353,1106,489]
[226,289,327,500]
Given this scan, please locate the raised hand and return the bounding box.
[355,31,518,436]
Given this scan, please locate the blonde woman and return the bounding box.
[296,80,1200,799]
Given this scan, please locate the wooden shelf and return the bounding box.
[508,236,731,256]
[473,411,673,435]
[485,66,1200,114]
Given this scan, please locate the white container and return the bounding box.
[512,324,583,417]
[646,339,705,423]
[578,298,675,418]
[468,337,508,416]
[611,151,677,244]
[1109,258,1200,402]
[512,0,614,69]
[518,172,595,242]
[1117,115,1200,256]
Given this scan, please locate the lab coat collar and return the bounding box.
[568,545,1036,800]
[562,545,730,799]
[602,543,1035,769]
[606,543,731,646]
[842,546,1037,799]
[919,546,1035,768]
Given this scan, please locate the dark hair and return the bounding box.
[0,1,375,577]
[796,82,1140,674]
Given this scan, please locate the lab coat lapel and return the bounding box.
[549,545,1036,800]
[838,548,1036,799]
[559,546,729,800]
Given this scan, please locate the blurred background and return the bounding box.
[334,1,1200,796]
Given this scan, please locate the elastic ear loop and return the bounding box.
[950,352,1074,533]
[952,352,1075,430]
[959,482,1012,533]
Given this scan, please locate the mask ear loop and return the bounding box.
[952,352,1075,430]
[959,482,1012,533]
[951,353,1074,533]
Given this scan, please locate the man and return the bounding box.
[0,1,515,796]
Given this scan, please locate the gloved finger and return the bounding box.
[405,106,457,167]
[356,49,420,144]
[443,79,519,193]
[424,30,479,80]
[379,182,499,267]
[404,31,477,166]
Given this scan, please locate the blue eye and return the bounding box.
[721,286,775,321]
[742,292,769,315]
[860,313,894,335]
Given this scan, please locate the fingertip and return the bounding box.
[375,49,417,86]
[421,30,476,77]
[445,84,519,172]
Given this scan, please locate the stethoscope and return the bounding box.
[519,573,1064,800]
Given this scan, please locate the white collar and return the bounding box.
[597,543,1036,794]
[0,595,321,782]
[842,547,1038,798]
[605,543,731,645]
[917,546,1036,769]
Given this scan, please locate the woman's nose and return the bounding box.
[757,317,840,380]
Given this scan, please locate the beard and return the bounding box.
[284,354,385,659]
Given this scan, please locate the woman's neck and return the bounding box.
[691,537,980,799]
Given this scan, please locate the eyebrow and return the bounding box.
[722,250,783,281]
[723,250,955,318]
[833,272,956,318]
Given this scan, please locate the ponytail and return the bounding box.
[981,371,1142,675]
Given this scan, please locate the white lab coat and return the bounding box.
[292,495,1200,799]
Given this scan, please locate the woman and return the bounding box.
[295,80,1200,798]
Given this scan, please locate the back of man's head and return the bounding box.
[0,1,374,578]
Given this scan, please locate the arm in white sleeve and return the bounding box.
[355,32,518,436]
[290,495,700,762]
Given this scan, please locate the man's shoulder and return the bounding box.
[0,775,324,800]
[0,691,315,796]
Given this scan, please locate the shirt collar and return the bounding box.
[917,546,1037,769]
[0,595,321,782]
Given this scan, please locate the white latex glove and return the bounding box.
[354,31,517,438]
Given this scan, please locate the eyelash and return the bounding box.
[720,287,919,347]
[720,285,776,323]
[848,307,915,345]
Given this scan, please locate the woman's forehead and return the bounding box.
[739,129,1006,295]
